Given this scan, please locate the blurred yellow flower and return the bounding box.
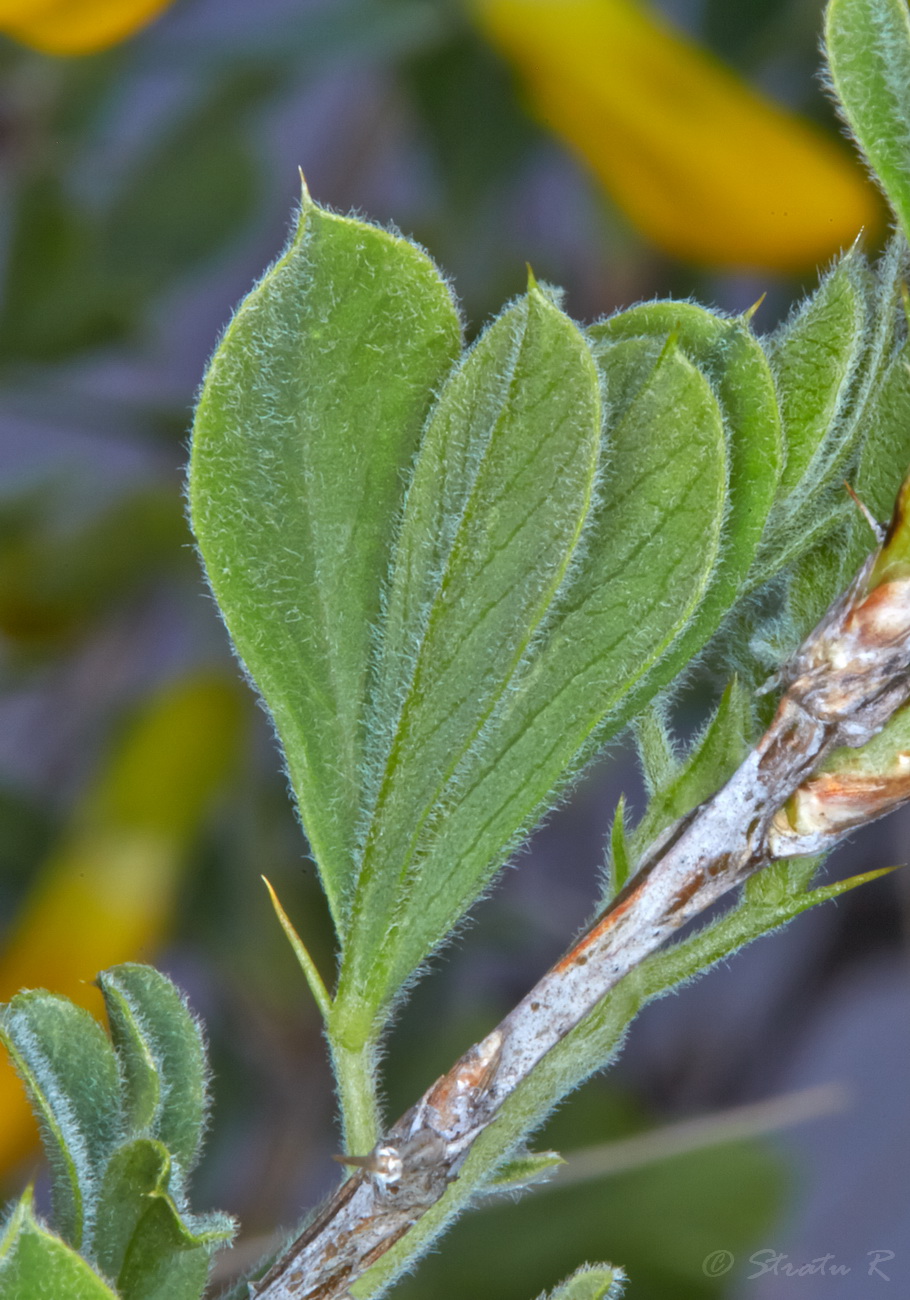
[0,0,174,55]
[0,676,243,1176]
[472,0,883,270]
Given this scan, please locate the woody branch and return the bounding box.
[253,476,910,1300]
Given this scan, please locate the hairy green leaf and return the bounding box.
[337,284,601,1015]
[826,0,910,243]
[93,1138,233,1300]
[0,1189,118,1300]
[0,994,120,1251]
[118,1195,231,1300]
[485,1149,566,1194]
[97,965,207,1179]
[93,1138,171,1286]
[768,250,869,499]
[633,702,679,797]
[341,337,728,1023]
[190,193,461,929]
[606,796,632,897]
[753,250,869,581]
[847,331,910,550]
[543,1263,623,1300]
[788,238,910,638]
[589,300,782,619]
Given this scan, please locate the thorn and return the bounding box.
[843,480,885,542]
[526,262,538,291]
[333,1144,404,1187]
[261,875,332,1021]
[743,292,767,321]
[298,166,312,206]
[332,1152,376,1170]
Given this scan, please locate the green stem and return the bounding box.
[330,1035,381,1158]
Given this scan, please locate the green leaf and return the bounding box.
[485,1149,566,1194]
[97,987,159,1141]
[0,1189,118,1300]
[826,0,910,244]
[606,796,632,896]
[93,1138,233,1300]
[0,994,121,1251]
[342,335,728,1022]
[788,238,910,637]
[633,702,679,797]
[767,250,869,497]
[589,300,783,624]
[93,1138,170,1285]
[97,965,207,1178]
[337,284,601,1015]
[189,191,461,931]
[753,249,868,581]
[543,1263,623,1300]
[115,1196,222,1300]
[847,331,910,546]
[262,877,333,1024]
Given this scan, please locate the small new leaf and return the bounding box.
[0,994,121,1252]
[542,1262,625,1300]
[98,964,208,1183]
[485,1148,565,1195]
[93,1136,233,1298]
[607,796,632,896]
[755,248,868,580]
[0,1188,118,1300]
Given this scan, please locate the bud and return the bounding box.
[769,699,910,856]
[782,471,910,746]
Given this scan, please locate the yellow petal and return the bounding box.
[0,675,243,1175]
[0,0,174,55]
[472,0,883,270]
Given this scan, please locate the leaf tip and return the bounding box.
[262,877,333,1021]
